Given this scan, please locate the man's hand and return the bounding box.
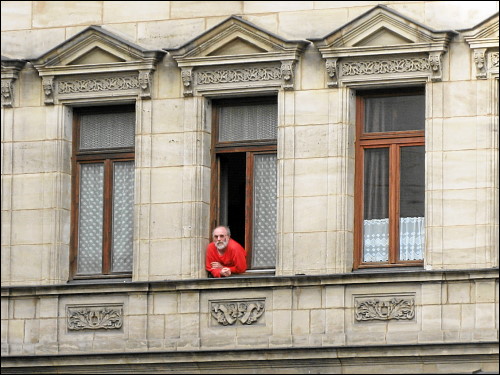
[220,267,231,277]
[211,262,223,269]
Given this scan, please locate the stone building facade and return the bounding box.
[1,1,498,373]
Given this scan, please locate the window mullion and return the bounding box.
[245,152,254,269]
[389,144,400,264]
[102,159,113,274]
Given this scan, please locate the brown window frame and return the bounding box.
[70,105,135,280]
[354,88,425,269]
[210,96,277,270]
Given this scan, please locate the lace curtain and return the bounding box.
[363,217,425,262]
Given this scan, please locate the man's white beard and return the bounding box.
[215,238,229,251]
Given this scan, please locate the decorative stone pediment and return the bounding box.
[1,56,26,107]
[462,13,499,79]
[31,25,165,104]
[167,16,308,96]
[310,5,456,87]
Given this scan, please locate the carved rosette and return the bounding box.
[355,297,415,322]
[67,305,123,331]
[211,299,265,326]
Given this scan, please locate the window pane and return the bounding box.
[111,161,135,272]
[219,103,277,142]
[78,163,104,274]
[364,95,424,133]
[363,148,389,262]
[80,111,135,150]
[252,154,277,268]
[399,146,425,260]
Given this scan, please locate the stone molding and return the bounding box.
[67,304,123,331]
[1,57,26,107]
[310,5,455,87]
[168,16,307,96]
[210,299,265,326]
[462,13,499,79]
[354,294,415,322]
[31,25,164,104]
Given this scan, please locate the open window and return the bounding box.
[354,88,425,269]
[211,97,277,271]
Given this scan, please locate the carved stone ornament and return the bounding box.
[211,299,265,326]
[67,304,123,331]
[42,76,55,105]
[462,12,499,79]
[355,297,415,322]
[31,25,164,104]
[310,5,455,87]
[168,16,307,96]
[1,57,26,107]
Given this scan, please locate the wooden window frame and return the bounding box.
[210,97,277,270]
[70,105,135,280]
[354,88,425,269]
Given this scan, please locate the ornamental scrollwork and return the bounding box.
[341,58,431,77]
[355,297,415,321]
[196,67,282,85]
[211,299,265,326]
[58,75,140,94]
[67,305,123,331]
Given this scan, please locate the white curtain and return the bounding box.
[363,217,424,262]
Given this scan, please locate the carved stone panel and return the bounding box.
[354,294,415,322]
[210,299,265,326]
[67,304,123,331]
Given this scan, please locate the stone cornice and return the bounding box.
[2,268,497,297]
[310,5,456,87]
[461,12,499,79]
[167,16,308,95]
[1,57,26,107]
[30,25,165,103]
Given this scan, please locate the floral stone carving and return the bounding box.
[211,299,265,326]
[67,304,123,331]
[355,297,415,321]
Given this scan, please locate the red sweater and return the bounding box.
[206,239,247,278]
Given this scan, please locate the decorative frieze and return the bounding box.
[341,57,431,76]
[58,75,140,94]
[67,304,123,331]
[354,296,415,322]
[197,66,282,85]
[210,299,265,326]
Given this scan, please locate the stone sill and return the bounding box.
[2,268,498,297]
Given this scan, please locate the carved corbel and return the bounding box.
[138,70,152,98]
[181,67,193,96]
[473,48,488,79]
[325,58,339,88]
[42,76,55,104]
[1,78,14,107]
[280,60,296,90]
[428,52,443,82]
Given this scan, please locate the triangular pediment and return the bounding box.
[207,37,267,56]
[168,16,308,62]
[353,27,413,47]
[462,12,499,49]
[32,25,164,70]
[67,47,126,65]
[311,5,456,56]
